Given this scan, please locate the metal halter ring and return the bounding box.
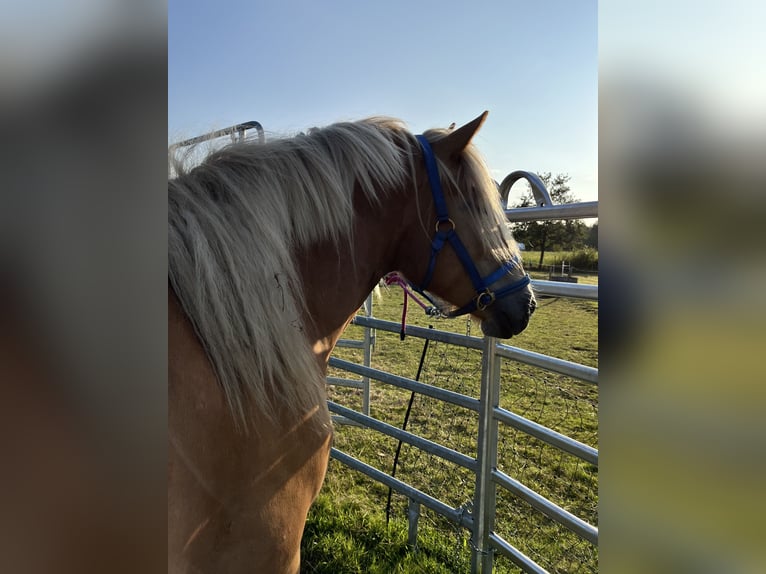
[435,218,456,233]
[475,289,496,311]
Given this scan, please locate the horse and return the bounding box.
[167,111,536,573]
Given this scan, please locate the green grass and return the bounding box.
[520,249,598,273]
[303,270,598,573]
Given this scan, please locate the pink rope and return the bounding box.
[400,288,408,340]
[383,273,432,312]
[383,272,438,340]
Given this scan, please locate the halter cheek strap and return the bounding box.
[412,135,530,318]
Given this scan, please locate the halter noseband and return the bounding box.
[412,134,530,318]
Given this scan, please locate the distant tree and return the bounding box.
[585,222,598,249]
[510,173,589,269]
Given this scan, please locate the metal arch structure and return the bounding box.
[499,170,554,208]
[499,170,598,222]
[168,120,265,153]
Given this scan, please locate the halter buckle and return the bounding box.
[475,289,496,311]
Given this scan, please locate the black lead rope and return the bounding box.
[385,327,432,526]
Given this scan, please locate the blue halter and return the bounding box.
[412,135,531,318]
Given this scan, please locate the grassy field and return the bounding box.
[519,249,598,274]
[302,262,598,573]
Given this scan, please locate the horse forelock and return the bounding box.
[167,118,417,431]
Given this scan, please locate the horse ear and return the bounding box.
[433,111,488,159]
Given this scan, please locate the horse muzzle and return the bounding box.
[479,289,536,339]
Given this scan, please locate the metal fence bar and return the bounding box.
[531,280,598,300]
[336,339,366,349]
[492,469,598,545]
[330,448,474,531]
[347,317,598,386]
[326,377,365,389]
[488,532,550,574]
[494,343,598,384]
[329,357,481,412]
[351,316,484,350]
[330,415,363,427]
[493,407,598,466]
[504,201,598,222]
[328,402,478,471]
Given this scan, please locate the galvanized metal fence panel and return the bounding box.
[328,314,598,572]
[326,198,598,573]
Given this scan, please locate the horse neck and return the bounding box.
[296,185,417,365]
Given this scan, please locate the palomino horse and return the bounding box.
[168,112,536,573]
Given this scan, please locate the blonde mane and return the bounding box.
[168,117,518,430]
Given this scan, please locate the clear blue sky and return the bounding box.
[169,1,597,202]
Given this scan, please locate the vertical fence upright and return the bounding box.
[472,336,502,573]
[328,293,375,419]
[361,293,374,415]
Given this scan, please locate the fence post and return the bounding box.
[362,292,374,416]
[407,499,421,548]
[471,336,502,573]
